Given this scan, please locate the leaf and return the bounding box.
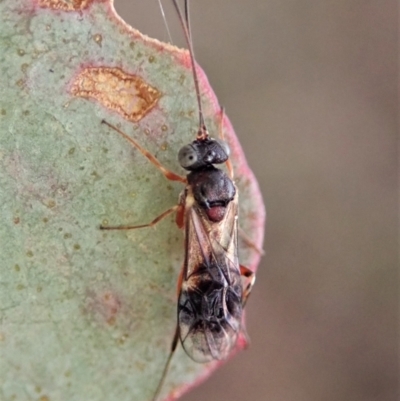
[0,1,265,400]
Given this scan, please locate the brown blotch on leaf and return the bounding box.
[92,34,102,46]
[70,67,161,122]
[38,0,92,11]
[85,290,122,327]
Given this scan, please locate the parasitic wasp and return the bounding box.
[100,1,260,400]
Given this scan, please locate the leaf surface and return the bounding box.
[0,1,265,400]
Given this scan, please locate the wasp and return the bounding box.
[100,1,258,400]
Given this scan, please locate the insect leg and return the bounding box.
[152,324,180,401]
[100,205,179,230]
[217,107,234,179]
[238,226,265,255]
[240,264,256,308]
[238,265,256,348]
[101,120,187,184]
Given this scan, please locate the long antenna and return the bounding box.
[157,0,173,44]
[172,0,209,141]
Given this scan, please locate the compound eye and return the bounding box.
[178,144,198,169]
[204,149,216,164]
[217,140,230,159]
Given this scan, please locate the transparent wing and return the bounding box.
[183,192,240,281]
[178,191,242,362]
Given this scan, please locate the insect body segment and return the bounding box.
[179,135,235,222]
[178,266,242,363]
[188,166,236,222]
[178,137,230,170]
[179,186,242,363]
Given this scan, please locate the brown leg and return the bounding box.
[240,264,256,308]
[175,202,185,229]
[102,120,187,184]
[152,324,180,401]
[100,205,179,230]
[238,264,255,349]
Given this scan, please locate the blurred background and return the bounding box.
[115,1,397,400]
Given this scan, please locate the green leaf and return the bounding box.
[0,1,265,400]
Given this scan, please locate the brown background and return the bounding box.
[115,1,398,401]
